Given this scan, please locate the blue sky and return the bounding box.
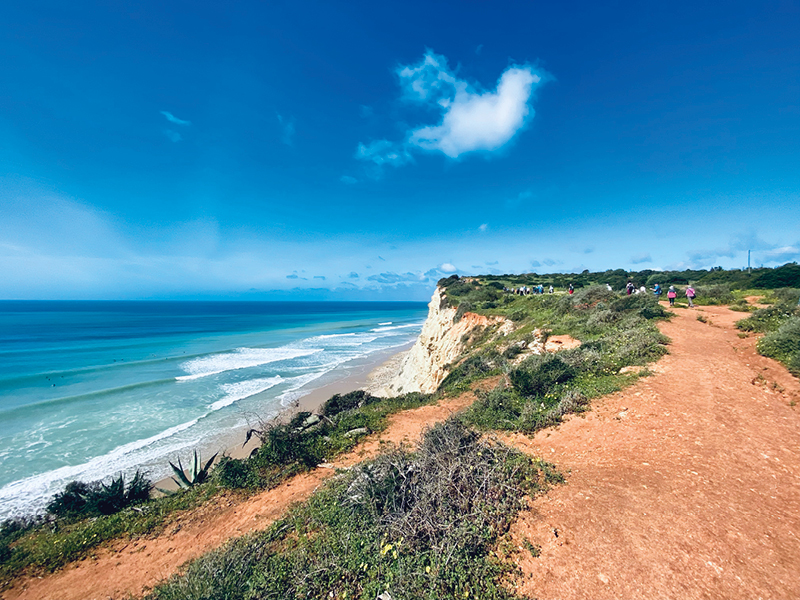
[1,1,798,300]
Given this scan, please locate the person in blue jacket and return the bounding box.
[652,283,662,299]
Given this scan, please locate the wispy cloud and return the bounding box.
[340,175,358,184]
[367,271,421,284]
[686,231,790,267]
[478,223,488,232]
[277,114,295,146]
[759,245,800,264]
[164,130,182,143]
[160,111,191,126]
[439,262,457,273]
[355,140,411,170]
[630,253,652,264]
[356,50,547,171]
[348,271,359,279]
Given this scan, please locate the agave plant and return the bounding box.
[168,450,218,489]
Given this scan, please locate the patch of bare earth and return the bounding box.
[3,388,483,600]
[503,304,800,600]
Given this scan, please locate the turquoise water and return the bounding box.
[0,301,427,519]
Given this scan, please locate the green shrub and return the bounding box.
[214,456,259,490]
[46,471,151,519]
[510,354,577,398]
[453,301,474,322]
[758,317,800,372]
[438,352,502,393]
[572,285,614,307]
[321,390,378,417]
[693,284,736,305]
[770,288,800,305]
[736,305,800,333]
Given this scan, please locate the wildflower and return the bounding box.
[425,566,431,574]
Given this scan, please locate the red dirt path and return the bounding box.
[504,304,800,600]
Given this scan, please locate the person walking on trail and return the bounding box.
[667,285,677,307]
[686,285,696,307]
[549,285,554,294]
[626,282,634,295]
[568,283,574,295]
[652,283,662,299]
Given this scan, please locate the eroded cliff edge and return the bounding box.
[367,286,515,396]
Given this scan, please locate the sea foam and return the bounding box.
[177,347,322,380]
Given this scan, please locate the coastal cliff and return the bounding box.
[368,287,515,396]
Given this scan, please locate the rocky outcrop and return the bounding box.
[371,287,514,396]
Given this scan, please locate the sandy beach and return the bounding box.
[154,341,412,491]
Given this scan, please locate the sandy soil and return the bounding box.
[3,386,482,600]
[504,304,800,600]
[6,304,800,600]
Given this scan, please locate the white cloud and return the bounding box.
[355,140,411,168]
[630,253,652,264]
[357,51,545,168]
[160,111,191,126]
[406,57,541,158]
[478,223,488,232]
[439,262,457,273]
[760,245,800,264]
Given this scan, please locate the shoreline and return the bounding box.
[154,341,412,491]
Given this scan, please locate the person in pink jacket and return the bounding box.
[685,285,696,307]
[667,285,677,306]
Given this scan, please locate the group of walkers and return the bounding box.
[506,284,556,295]
[649,283,696,307]
[504,281,697,307]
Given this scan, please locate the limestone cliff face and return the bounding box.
[378,287,513,396]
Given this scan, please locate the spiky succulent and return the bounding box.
[168,450,218,489]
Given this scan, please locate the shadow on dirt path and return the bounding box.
[503,304,800,600]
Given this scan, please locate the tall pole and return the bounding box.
[748,250,751,274]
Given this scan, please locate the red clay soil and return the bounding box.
[3,389,479,600]
[503,304,800,600]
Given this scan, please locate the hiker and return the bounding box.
[549,285,554,294]
[626,282,634,295]
[606,283,613,292]
[667,286,677,306]
[568,283,574,295]
[686,285,696,308]
[640,285,646,294]
[652,283,662,299]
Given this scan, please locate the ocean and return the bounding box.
[0,300,427,520]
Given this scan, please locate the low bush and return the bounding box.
[438,352,503,393]
[46,471,151,519]
[769,288,800,305]
[758,317,800,375]
[510,354,577,398]
[693,284,736,305]
[321,390,378,417]
[736,304,800,333]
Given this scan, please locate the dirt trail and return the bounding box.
[505,305,800,600]
[4,391,480,600]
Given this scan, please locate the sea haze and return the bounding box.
[0,300,427,520]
